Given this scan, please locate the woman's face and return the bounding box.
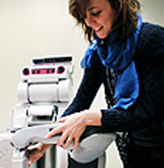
[84,0,117,39]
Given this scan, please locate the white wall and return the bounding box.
[0,0,87,132]
[0,0,163,167]
[140,0,164,26]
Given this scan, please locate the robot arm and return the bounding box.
[10,123,64,168]
[11,123,63,150]
[70,126,116,163]
[9,56,116,168]
[11,123,116,164]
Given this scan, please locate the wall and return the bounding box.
[0,0,87,132]
[0,0,163,167]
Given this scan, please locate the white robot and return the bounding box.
[13,56,74,128]
[0,56,116,168]
[12,56,74,168]
[0,56,73,168]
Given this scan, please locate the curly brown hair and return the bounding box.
[69,0,141,43]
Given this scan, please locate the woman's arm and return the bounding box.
[62,65,102,116]
[100,23,164,133]
[45,64,104,149]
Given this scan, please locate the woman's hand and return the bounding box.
[45,112,87,150]
[27,143,51,166]
[45,110,102,150]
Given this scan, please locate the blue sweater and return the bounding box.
[63,23,164,147]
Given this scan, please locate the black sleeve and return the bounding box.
[100,23,164,133]
[62,66,102,117]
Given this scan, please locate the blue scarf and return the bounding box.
[81,14,143,110]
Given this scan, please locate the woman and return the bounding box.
[28,0,164,167]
